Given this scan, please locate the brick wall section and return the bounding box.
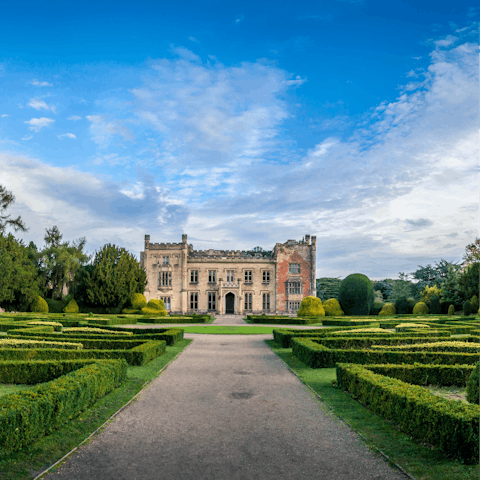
[275,246,313,312]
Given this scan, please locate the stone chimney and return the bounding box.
[182,234,187,244]
[311,235,316,246]
[145,235,150,249]
[305,234,311,244]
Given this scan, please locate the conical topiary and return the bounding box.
[30,296,49,313]
[63,299,79,313]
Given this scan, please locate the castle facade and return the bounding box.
[140,234,316,315]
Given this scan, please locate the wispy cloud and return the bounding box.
[67,115,82,121]
[188,36,199,43]
[24,117,55,132]
[30,79,53,87]
[21,135,33,141]
[28,98,56,113]
[1,114,9,117]
[86,115,134,145]
[235,15,244,24]
[58,133,76,139]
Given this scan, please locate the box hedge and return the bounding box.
[336,363,479,463]
[291,337,479,368]
[0,359,127,454]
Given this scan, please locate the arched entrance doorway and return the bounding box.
[225,292,235,314]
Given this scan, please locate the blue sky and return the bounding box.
[0,0,478,281]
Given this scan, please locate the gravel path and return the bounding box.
[42,329,406,480]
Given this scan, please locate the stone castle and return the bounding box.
[140,234,316,315]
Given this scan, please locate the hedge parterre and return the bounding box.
[336,363,479,464]
[0,359,128,454]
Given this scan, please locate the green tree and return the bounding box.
[373,280,394,302]
[0,185,28,235]
[458,262,479,303]
[0,234,40,311]
[392,274,413,301]
[38,226,90,300]
[463,238,480,266]
[441,264,464,307]
[316,277,342,301]
[78,244,147,312]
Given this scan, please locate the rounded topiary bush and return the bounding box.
[470,295,479,314]
[378,302,396,316]
[147,299,165,310]
[463,300,472,316]
[323,298,344,316]
[297,296,325,317]
[369,301,384,315]
[30,296,49,313]
[412,302,429,315]
[395,296,412,315]
[428,295,441,315]
[447,304,455,316]
[338,274,375,316]
[466,363,479,405]
[63,299,79,313]
[131,293,147,310]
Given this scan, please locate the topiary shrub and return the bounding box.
[369,302,384,316]
[147,299,165,310]
[412,302,429,315]
[141,307,168,316]
[297,296,325,317]
[30,296,49,313]
[122,308,141,314]
[466,362,479,405]
[323,298,344,316]
[463,300,472,316]
[63,299,79,314]
[407,298,416,313]
[440,300,453,314]
[429,295,441,315]
[130,293,147,310]
[447,304,455,316]
[338,274,375,316]
[470,295,479,314]
[395,296,411,315]
[420,284,443,307]
[378,302,396,316]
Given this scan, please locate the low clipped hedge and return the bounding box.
[0,359,108,384]
[466,363,479,404]
[336,363,479,463]
[272,327,449,349]
[362,363,475,387]
[98,327,184,346]
[0,339,83,350]
[291,337,480,368]
[141,316,208,324]
[0,340,166,366]
[84,317,138,326]
[248,316,322,325]
[370,341,480,354]
[317,336,462,350]
[0,359,127,454]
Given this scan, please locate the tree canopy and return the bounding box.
[0,185,27,236]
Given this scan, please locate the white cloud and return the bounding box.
[30,79,53,87]
[24,117,55,132]
[1,114,9,117]
[285,75,307,87]
[86,115,134,145]
[28,98,56,113]
[67,115,82,121]
[170,46,201,62]
[188,36,199,43]
[434,35,458,48]
[21,135,33,141]
[58,133,76,139]
[235,15,244,23]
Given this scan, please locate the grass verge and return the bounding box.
[137,325,325,334]
[265,339,478,480]
[0,338,193,480]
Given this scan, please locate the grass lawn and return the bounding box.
[265,339,478,480]
[0,338,193,480]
